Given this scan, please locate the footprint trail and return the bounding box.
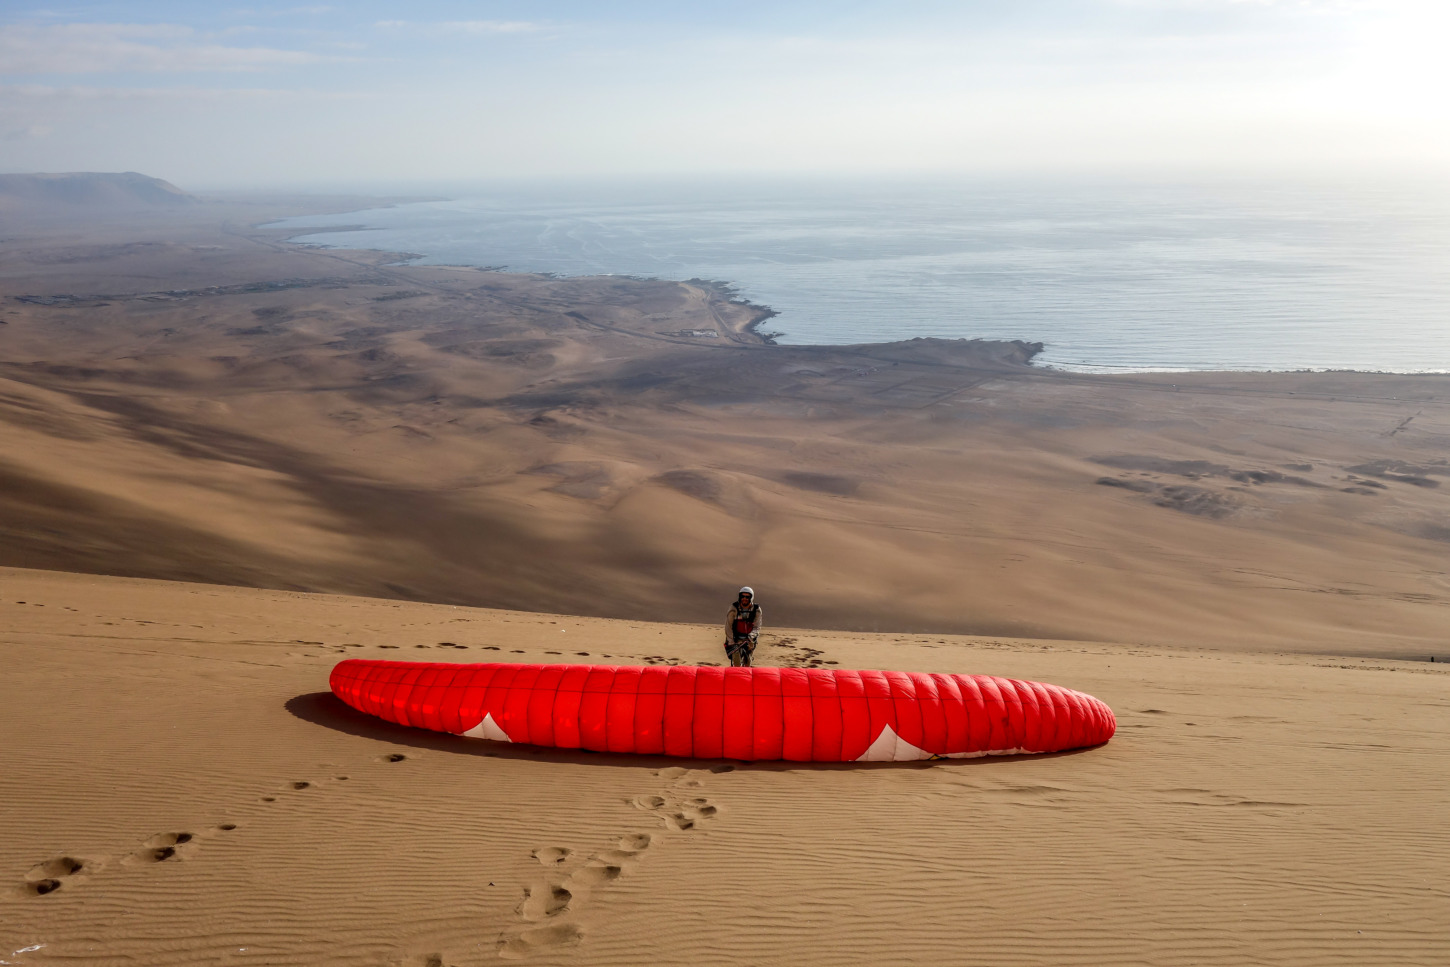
[495,764,728,960]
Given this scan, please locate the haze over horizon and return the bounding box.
[2,0,1447,190]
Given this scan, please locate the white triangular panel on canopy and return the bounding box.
[460,712,511,742]
[855,724,930,762]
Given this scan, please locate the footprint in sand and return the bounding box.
[643,767,728,828]
[657,765,706,788]
[260,755,397,805]
[634,785,720,831]
[500,769,724,957]
[22,855,90,897]
[504,832,654,955]
[400,954,450,967]
[568,861,623,886]
[498,922,583,960]
[532,846,571,866]
[24,823,238,896]
[518,883,574,920]
[666,799,719,831]
[127,831,195,865]
[618,833,652,851]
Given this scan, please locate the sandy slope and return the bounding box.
[3,566,1448,967]
[4,196,1450,965]
[2,207,1449,654]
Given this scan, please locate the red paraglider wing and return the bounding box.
[329,660,1115,762]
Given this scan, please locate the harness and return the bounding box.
[731,603,759,637]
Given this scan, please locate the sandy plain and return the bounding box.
[1,191,1449,965]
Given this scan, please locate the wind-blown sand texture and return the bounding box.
[3,566,1449,966]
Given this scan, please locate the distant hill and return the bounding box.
[0,171,194,211]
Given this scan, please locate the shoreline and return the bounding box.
[270,216,1447,378]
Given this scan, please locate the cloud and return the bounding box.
[1108,0,1376,8]
[220,5,337,17]
[1105,0,1433,16]
[0,82,361,102]
[0,122,50,140]
[0,22,332,74]
[447,21,541,34]
[373,19,543,34]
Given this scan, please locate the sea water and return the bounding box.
[268,176,1450,373]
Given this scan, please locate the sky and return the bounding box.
[1,1,1447,189]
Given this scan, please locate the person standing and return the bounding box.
[724,587,762,667]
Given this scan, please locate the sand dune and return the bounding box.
[3,566,1448,966]
[2,205,1448,654]
[4,199,1450,965]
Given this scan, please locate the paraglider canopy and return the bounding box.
[330,660,1117,763]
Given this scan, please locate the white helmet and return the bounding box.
[738,586,754,598]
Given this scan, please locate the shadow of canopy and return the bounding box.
[284,690,1100,771]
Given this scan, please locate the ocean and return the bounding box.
[268,176,1450,373]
